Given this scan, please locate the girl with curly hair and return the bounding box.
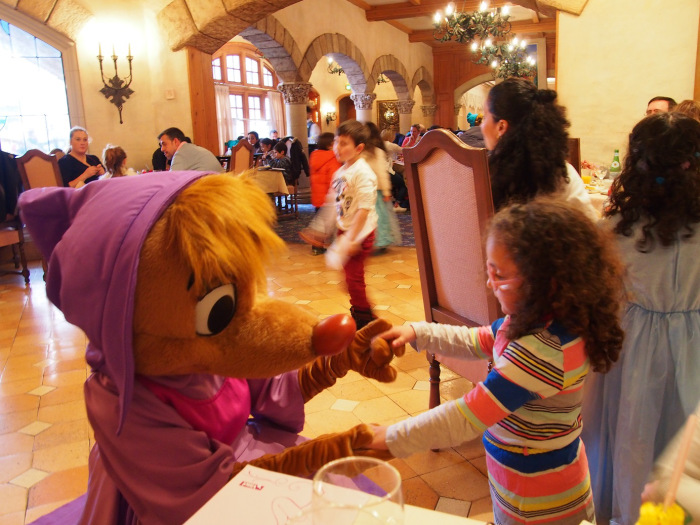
[581,112,700,525]
[366,198,624,525]
[482,78,598,220]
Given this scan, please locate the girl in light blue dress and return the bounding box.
[582,112,700,525]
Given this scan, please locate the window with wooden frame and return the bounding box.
[212,42,282,139]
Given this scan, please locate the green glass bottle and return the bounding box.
[610,149,622,177]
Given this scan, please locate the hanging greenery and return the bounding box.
[473,41,537,80]
[433,5,511,44]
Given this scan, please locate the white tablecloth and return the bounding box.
[185,465,487,524]
[248,168,289,195]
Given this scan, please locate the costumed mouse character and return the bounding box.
[19,171,404,524]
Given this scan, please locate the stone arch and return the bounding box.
[299,33,371,95]
[454,73,494,104]
[410,67,436,105]
[238,17,303,83]
[156,0,300,54]
[1,0,91,43]
[368,55,411,100]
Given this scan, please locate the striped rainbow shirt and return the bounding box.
[396,317,596,524]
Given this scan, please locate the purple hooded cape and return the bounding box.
[19,173,306,524]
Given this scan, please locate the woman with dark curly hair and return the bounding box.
[581,112,700,525]
[367,198,624,525]
[483,77,597,220]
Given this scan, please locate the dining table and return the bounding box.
[185,465,490,525]
[247,167,289,195]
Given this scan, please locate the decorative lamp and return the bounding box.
[327,57,344,76]
[376,73,390,85]
[433,2,536,80]
[97,43,134,124]
[433,1,511,44]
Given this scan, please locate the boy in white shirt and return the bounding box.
[330,120,378,328]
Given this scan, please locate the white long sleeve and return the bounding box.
[386,400,482,457]
[411,321,491,361]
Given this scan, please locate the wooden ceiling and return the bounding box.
[344,0,559,47]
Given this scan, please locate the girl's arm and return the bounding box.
[411,321,494,361]
[369,400,482,456]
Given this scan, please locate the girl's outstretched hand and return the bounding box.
[377,325,417,349]
[367,424,389,451]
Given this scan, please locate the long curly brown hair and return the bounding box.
[488,198,625,373]
[486,78,572,210]
[606,112,700,252]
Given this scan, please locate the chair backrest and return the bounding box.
[405,129,502,404]
[567,137,581,174]
[404,128,501,330]
[228,140,254,174]
[16,149,62,189]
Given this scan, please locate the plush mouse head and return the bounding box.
[19,172,355,432]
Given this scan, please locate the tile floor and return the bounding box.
[0,244,494,524]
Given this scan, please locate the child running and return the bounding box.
[328,120,378,329]
[366,198,624,525]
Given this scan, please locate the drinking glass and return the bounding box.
[593,166,608,185]
[307,457,404,525]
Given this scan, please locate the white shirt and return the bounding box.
[332,157,377,238]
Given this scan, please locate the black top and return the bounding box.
[58,154,103,187]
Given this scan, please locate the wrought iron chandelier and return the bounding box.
[433,2,536,80]
[327,57,344,76]
[376,73,389,84]
[471,37,536,80]
[433,1,511,44]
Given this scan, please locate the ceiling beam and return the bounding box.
[409,17,556,42]
[366,0,511,22]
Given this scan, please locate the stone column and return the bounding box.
[278,82,312,150]
[278,82,312,191]
[453,104,463,132]
[396,99,415,135]
[350,93,377,124]
[421,104,438,129]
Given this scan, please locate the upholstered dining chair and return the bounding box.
[15,149,63,280]
[16,149,63,189]
[403,128,501,412]
[227,140,255,174]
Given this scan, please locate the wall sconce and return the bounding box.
[97,43,134,124]
[325,111,337,126]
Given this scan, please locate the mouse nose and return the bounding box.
[311,314,356,356]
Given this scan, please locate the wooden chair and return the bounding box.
[567,137,581,174]
[276,182,298,221]
[16,149,63,189]
[15,149,63,280]
[403,128,501,411]
[227,140,255,174]
[0,217,29,284]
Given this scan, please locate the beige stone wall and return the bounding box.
[557,0,700,166]
[274,0,434,133]
[72,0,192,170]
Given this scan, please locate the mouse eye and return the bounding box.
[195,284,236,336]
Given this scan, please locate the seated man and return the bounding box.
[158,127,223,172]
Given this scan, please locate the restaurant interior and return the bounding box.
[1,0,699,523]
